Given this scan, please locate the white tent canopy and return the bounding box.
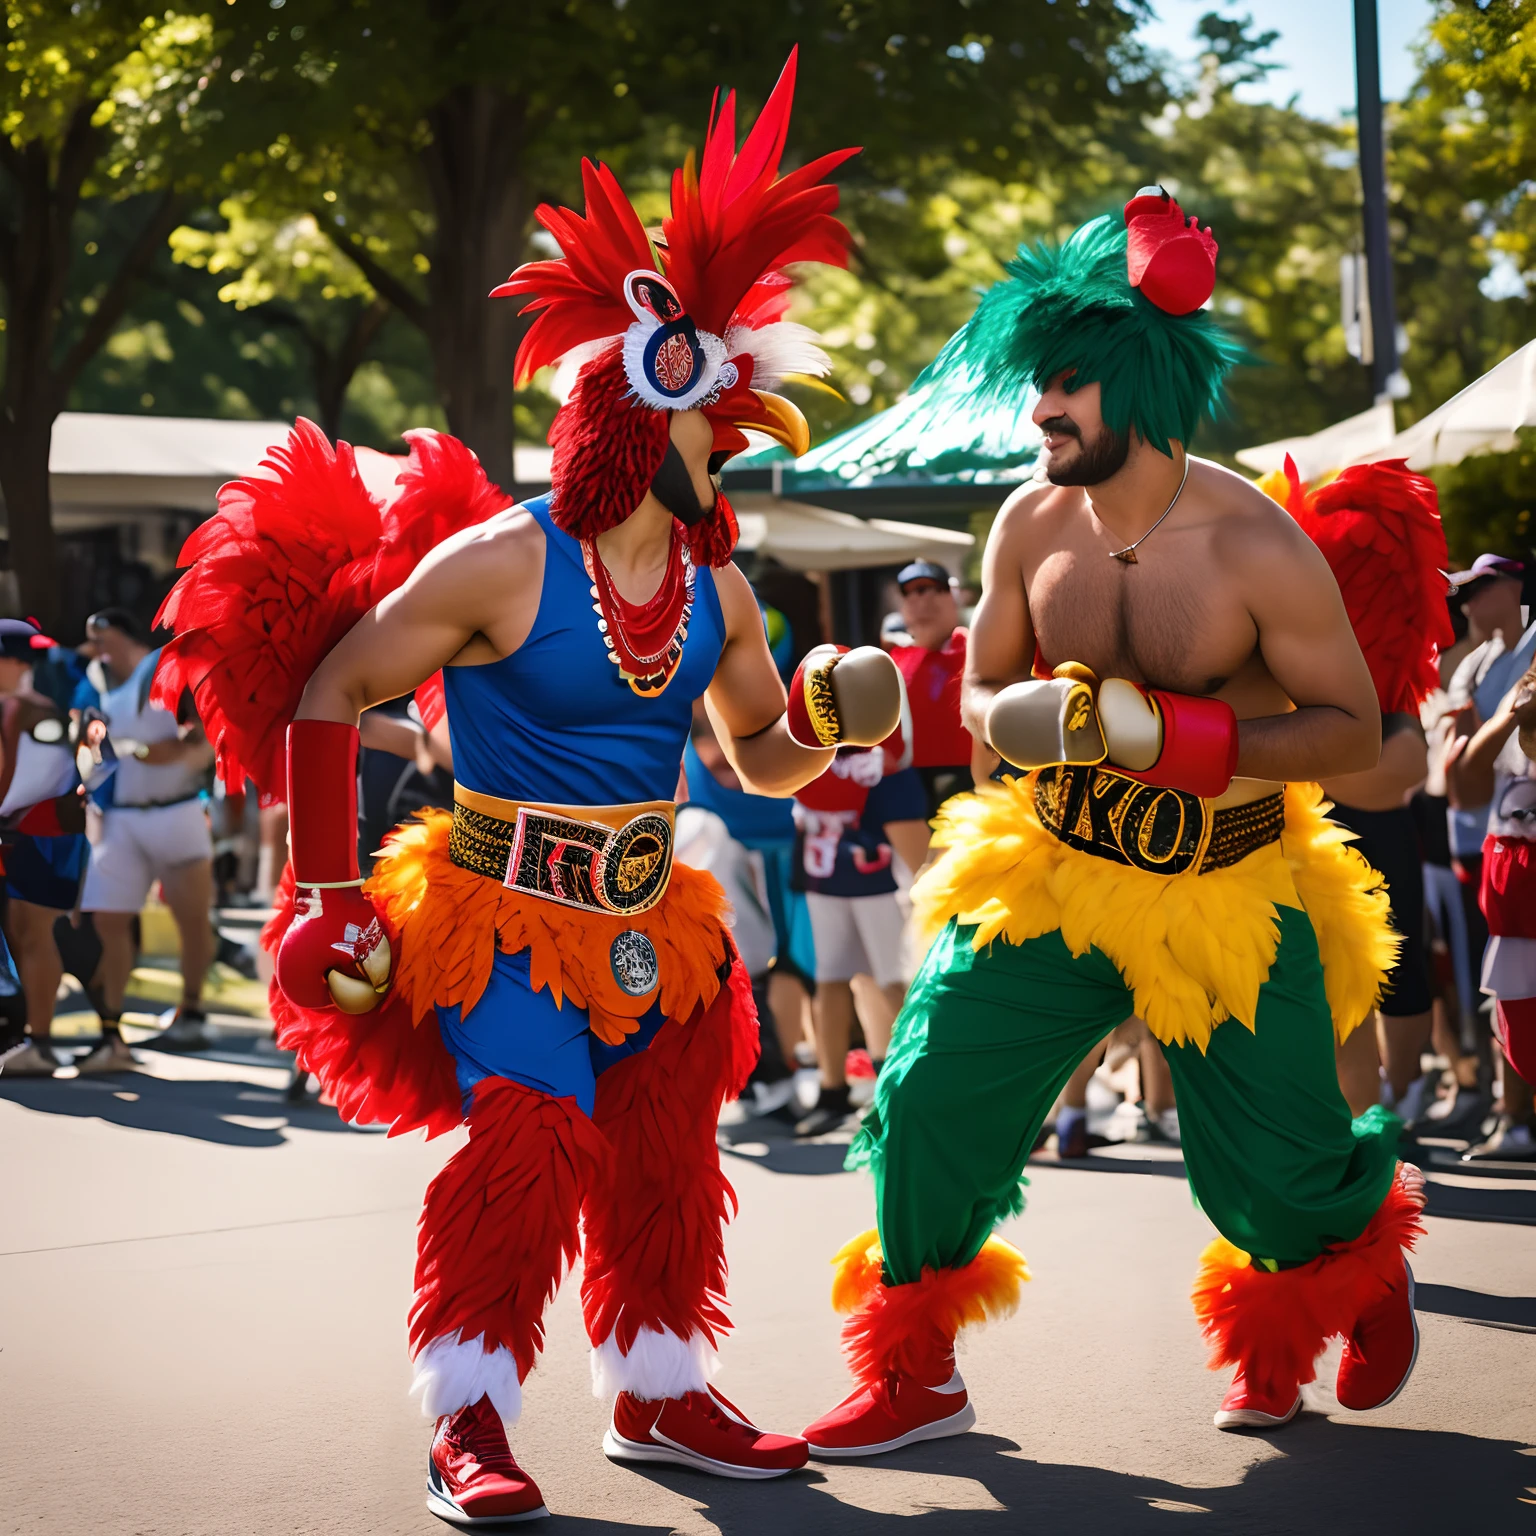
[39,413,972,576]
[1353,338,1536,469]
[730,493,973,573]
[1235,402,1397,481]
[45,412,554,519]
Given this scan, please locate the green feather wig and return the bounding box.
[927,214,1246,457]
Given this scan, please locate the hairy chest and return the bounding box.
[1027,546,1257,696]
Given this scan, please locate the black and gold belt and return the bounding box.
[1033,764,1284,878]
[447,784,675,916]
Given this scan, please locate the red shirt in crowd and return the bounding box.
[890,628,972,769]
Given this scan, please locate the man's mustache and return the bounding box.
[1038,416,1082,441]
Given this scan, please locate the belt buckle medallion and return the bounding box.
[505,806,673,915]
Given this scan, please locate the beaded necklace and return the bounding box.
[582,526,696,697]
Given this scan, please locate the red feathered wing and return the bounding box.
[153,420,513,797]
[1284,455,1453,714]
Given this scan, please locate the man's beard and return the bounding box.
[1041,418,1132,487]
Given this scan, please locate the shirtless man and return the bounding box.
[803,193,1426,1459]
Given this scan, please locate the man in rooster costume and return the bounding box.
[153,54,903,1523]
[802,193,1439,1457]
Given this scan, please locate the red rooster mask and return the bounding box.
[492,49,857,567]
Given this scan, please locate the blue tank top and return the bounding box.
[442,497,726,806]
[682,737,794,848]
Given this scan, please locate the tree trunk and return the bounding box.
[314,296,392,442]
[419,85,533,494]
[0,101,178,630]
[0,420,61,631]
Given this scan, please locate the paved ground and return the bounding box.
[1,1048,1532,1536]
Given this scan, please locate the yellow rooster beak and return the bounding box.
[743,390,811,458]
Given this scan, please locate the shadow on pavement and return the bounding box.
[719,1135,852,1177]
[1415,1281,1536,1332]
[0,1071,354,1148]
[618,1422,1534,1535]
[1422,1177,1536,1226]
[717,1118,1192,1181]
[1027,1150,1188,1179]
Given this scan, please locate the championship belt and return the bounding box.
[448,784,675,916]
[1032,765,1284,877]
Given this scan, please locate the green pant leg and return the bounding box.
[854,921,1132,1285]
[1161,904,1400,1267]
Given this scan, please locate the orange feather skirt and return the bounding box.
[365,808,733,1047]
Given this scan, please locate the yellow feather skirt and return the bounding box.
[911,776,1398,1051]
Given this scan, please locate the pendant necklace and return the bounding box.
[1106,452,1190,565]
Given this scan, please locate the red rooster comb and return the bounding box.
[489,50,857,560]
[1124,186,1219,316]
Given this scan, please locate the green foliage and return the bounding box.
[1,4,218,179]
[1429,430,1536,568]
[170,195,374,312]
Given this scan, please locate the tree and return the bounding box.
[231,0,1163,490]
[169,194,389,440]
[0,5,235,624]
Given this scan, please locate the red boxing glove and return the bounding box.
[1119,690,1239,800]
[787,645,850,748]
[787,644,904,749]
[276,719,392,1014]
[1099,685,1241,804]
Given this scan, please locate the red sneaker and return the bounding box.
[1212,1369,1301,1431]
[604,1386,808,1479]
[803,1369,976,1458]
[427,1395,547,1525]
[1337,1257,1419,1411]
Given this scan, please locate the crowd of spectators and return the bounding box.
[0,550,1532,1169]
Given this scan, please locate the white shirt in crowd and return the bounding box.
[99,650,204,809]
[1446,617,1536,857]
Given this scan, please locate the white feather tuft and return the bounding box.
[1299,1338,1343,1415]
[589,1325,719,1401]
[726,322,831,388]
[411,1331,523,1422]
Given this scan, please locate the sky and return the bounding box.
[1136,0,1439,120]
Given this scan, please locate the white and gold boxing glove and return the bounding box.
[985,663,1107,772]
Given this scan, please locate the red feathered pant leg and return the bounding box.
[581,957,760,1400]
[409,1076,606,1423]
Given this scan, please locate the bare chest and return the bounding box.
[1027,537,1258,696]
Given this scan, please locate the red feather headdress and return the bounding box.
[1261,455,1453,714]
[491,48,857,565]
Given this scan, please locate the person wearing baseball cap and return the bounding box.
[888,561,976,819]
[1439,553,1536,1159]
[0,619,91,1078]
[1442,553,1535,895]
[1448,552,1526,594]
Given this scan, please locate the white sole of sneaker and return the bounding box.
[1213,1395,1301,1431]
[425,1473,548,1525]
[602,1427,800,1480]
[806,1398,977,1458]
[1340,1260,1420,1412]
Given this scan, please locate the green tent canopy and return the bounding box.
[723,375,1043,524]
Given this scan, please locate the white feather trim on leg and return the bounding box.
[589,1325,719,1401]
[411,1331,523,1422]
